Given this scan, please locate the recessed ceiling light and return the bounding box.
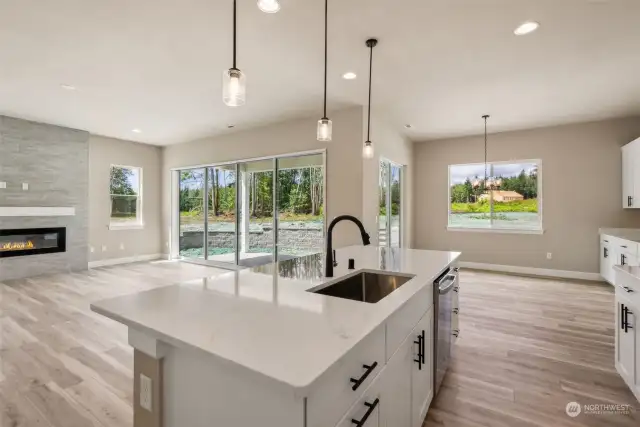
[342,72,357,80]
[514,21,540,36]
[132,129,142,134]
[61,84,76,90]
[257,0,280,13]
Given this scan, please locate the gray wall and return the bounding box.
[0,116,89,280]
[413,116,640,273]
[89,135,163,262]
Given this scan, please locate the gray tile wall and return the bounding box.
[0,116,90,280]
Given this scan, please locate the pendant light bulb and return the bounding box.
[257,0,280,13]
[363,38,378,159]
[223,68,246,107]
[363,141,374,159]
[317,0,332,141]
[317,118,332,141]
[223,0,245,107]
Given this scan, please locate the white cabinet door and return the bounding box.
[616,295,636,386]
[381,333,412,427]
[411,308,434,427]
[600,241,613,283]
[623,143,635,208]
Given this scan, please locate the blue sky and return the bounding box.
[450,163,537,185]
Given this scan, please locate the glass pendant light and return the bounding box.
[257,0,280,13]
[481,115,501,190]
[363,38,378,159]
[317,0,332,141]
[223,0,246,107]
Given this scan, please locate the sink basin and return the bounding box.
[309,270,415,304]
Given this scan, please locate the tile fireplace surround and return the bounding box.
[0,115,89,280]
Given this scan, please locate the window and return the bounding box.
[448,160,541,233]
[110,165,142,228]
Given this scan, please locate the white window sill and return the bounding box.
[109,223,145,231]
[447,226,544,235]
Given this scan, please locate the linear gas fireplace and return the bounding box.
[0,227,66,258]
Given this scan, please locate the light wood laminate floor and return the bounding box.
[1,263,637,426]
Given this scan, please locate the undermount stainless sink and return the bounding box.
[309,270,415,304]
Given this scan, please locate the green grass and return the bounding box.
[451,199,538,214]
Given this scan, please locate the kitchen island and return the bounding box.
[91,246,460,427]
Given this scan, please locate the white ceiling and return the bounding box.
[0,0,638,145]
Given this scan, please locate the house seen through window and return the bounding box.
[110,165,142,226]
[448,160,541,231]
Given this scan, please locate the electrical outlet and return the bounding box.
[140,374,153,412]
[102,245,107,252]
[0,182,6,189]
[547,252,552,260]
[89,246,94,253]
[22,183,29,191]
[119,243,125,250]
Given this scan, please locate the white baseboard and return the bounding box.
[459,261,603,281]
[88,253,165,269]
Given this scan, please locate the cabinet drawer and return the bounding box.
[334,370,383,427]
[307,325,385,427]
[385,282,433,361]
[619,241,639,257]
[616,270,640,308]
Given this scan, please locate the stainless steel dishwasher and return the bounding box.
[433,267,459,396]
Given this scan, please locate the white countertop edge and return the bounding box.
[90,302,308,393]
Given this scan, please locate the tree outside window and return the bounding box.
[110,166,142,225]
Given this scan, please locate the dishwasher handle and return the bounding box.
[438,274,457,295]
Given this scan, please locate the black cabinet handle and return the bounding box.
[621,254,626,266]
[623,286,635,293]
[453,329,460,337]
[621,303,626,330]
[351,398,379,427]
[604,247,608,258]
[350,362,378,391]
[622,245,628,248]
[414,334,423,370]
[628,196,633,207]
[453,307,459,314]
[420,330,426,364]
[453,287,459,293]
[624,307,634,333]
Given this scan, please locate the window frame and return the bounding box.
[108,164,144,230]
[447,159,543,234]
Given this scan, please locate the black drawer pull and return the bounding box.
[621,303,626,330]
[351,398,379,426]
[453,287,459,293]
[622,245,628,248]
[350,362,378,391]
[621,254,626,266]
[414,334,423,370]
[420,330,426,364]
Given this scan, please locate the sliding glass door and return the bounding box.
[238,159,275,267]
[379,159,403,248]
[175,151,325,268]
[179,168,206,259]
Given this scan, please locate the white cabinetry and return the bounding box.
[614,269,640,402]
[600,235,639,285]
[411,309,434,427]
[622,137,640,208]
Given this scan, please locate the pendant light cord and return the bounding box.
[233,0,237,69]
[323,0,328,118]
[483,115,489,184]
[367,43,373,141]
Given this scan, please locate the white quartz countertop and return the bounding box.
[91,246,460,391]
[600,228,640,242]
[614,264,640,281]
